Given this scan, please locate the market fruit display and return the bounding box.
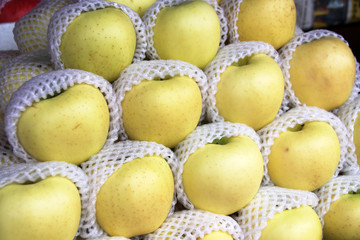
[0,0,360,239]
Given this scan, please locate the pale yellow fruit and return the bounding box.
[182,135,264,215]
[17,83,110,165]
[259,205,322,240]
[354,113,360,164]
[198,230,233,240]
[152,0,221,69]
[289,37,356,111]
[107,0,156,16]
[96,155,174,237]
[0,176,81,240]
[60,7,136,82]
[236,0,296,49]
[268,121,340,191]
[323,193,360,240]
[215,53,284,130]
[121,75,202,148]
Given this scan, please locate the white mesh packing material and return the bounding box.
[0,50,21,69]
[174,121,262,210]
[258,105,359,186]
[142,0,228,61]
[204,40,289,124]
[0,161,90,237]
[87,237,130,240]
[234,186,319,240]
[4,68,120,163]
[278,29,360,113]
[80,140,179,238]
[314,174,360,226]
[113,59,208,141]
[144,209,244,240]
[13,0,74,54]
[0,51,54,114]
[48,0,147,71]
[219,0,241,43]
[0,128,24,167]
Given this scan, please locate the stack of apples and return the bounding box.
[0,0,360,239]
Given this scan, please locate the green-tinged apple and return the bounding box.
[323,192,360,240]
[59,7,137,82]
[235,0,296,50]
[0,176,81,240]
[354,113,360,164]
[288,37,356,111]
[215,53,284,130]
[121,75,202,148]
[259,205,322,240]
[107,0,156,17]
[182,135,264,215]
[152,0,221,69]
[95,155,174,237]
[268,121,340,191]
[17,83,110,165]
[199,230,233,240]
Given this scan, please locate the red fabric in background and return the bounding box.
[0,0,40,23]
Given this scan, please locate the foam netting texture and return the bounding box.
[4,68,120,163]
[0,50,21,69]
[203,40,289,123]
[174,121,262,210]
[0,128,24,168]
[80,140,179,239]
[278,29,360,113]
[13,0,75,54]
[234,186,319,240]
[0,161,90,238]
[142,0,228,61]
[113,59,209,141]
[314,174,360,226]
[220,0,241,43]
[258,105,359,186]
[87,237,130,240]
[48,0,147,71]
[144,209,244,240]
[0,51,54,114]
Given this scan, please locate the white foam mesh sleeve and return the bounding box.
[80,140,179,238]
[87,237,130,240]
[174,121,262,210]
[0,128,24,167]
[278,29,360,113]
[314,174,360,226]
[220,0,242,43]
[204,40,289,123]
[234,186,319,240]
[0,161,90,237]
[258,106,359,186]
[13,0,74,54]
[142,0,228,61]
[113,59,209,141]
[144,209,244,240]
[0,50,21,69]
[0,51,54,114]
[4,68,120,163]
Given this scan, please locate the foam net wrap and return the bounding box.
[144,209,244,240]
[204,40,289,123]
[48,0,147,70]
[4,68,120,163]
[258,106,359,186]
[314,174,360,226]
[0,50,21,69]
[174,121,262,210]
[234,186,319,240]
[80,140,179,238]
[278,29,360,112]
[220,0,242,43]
[142,0,228,61]
[0,128,24,167]
[0,161,90,237]
[113,59,209,141]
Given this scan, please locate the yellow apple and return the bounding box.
[268,121,340,191]
[182,135,263,215]
[354,113,360,164]
[121,75,202,148]
[16,83,110,165]
[151,0,221,69]
[215,53,284,130]
[107,0,156,17]
[288,36,356,111]
[95,155,174,237]
[0,176,81,240]
[323,192,360,240]
[235,0,296,49]
[199,230,233,240]
[59,7,137,82]
[259,205,322,240]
